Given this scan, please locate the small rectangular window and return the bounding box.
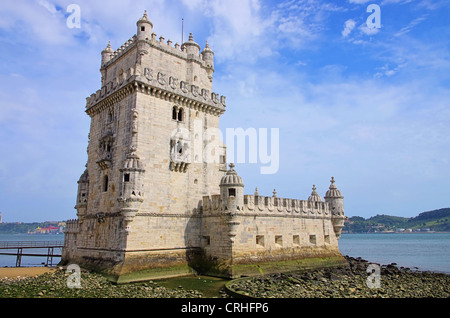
[103,175,109,192]
[256,235,264,247]
[202,236,211,247]
[228,188,236,197]
[309,234,317,245]
[275,235,283,247]
[124,174,130,182]
[293,235,300,246]
[141,26,145,32]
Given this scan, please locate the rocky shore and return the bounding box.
[227,256,450,298]
[0,256,449,298]
[0,269,204,298]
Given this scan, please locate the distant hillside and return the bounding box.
[0,222,64,235]
[343,208,450,233]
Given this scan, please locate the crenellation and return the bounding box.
[86,70,226,117]
[203,192,333,219]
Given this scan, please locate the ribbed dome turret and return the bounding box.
[182,33,201,55]
[136,10,153,41]
[308,185,323,202]
[102,41,114,54]
[220,163,244,187]
[101,41,114,66]
[122,151,145,172]
[324,177,343,198]
[78,169,89,183]
[201,41,214,54]
[137,10,153,29]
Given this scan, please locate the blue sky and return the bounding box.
[0,0,449,222]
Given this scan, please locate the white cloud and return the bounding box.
[359,23,380,35]
[342,19,356,37]
[348,0,372,3]
[38,0,58,15]
[194,0,274,62]
[395,16,427,36]
[218,59,450,215]
[0,0,449,221]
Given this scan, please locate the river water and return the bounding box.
[1,233,449,274]
[339,233,450,274]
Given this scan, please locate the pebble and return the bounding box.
[0,270,205,298]
[227,256,450,298]
[2,256,449,298]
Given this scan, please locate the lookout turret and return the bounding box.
[136,10,153,41]
[182,33,201,57]
[201,41,215,81]
[308,185,323,202]
[101,41,114,67]
[324,177,346,238]
[220,163,244,211]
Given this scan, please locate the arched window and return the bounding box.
[172,106,184,122]
[172,106,178,120]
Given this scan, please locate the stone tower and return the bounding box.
[62,11,227,282]
[62,11,347,282]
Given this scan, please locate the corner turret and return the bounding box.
[308,185,323,202]
[75,168,89,221]
[101,41,114,67]
[324,177,346,239]
[182,33,201,57]
[219,163,244,211]
[137,10,153,41]
[201,41,215,81]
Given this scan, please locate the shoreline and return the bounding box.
[0,256,449,298]
[342,231,450,234]
[227,256,450,298]
[0,267,57,278]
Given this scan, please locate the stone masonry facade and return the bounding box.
[61,11,347,282]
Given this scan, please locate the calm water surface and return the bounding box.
[0,234,64,267]
[339,233,450,274]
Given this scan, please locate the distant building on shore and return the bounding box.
[0,212,2,224]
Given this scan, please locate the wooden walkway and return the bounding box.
[0,241,64,267]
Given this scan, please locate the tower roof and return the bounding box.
[308,185,323,202]
[121,150,145,172]
[324,177,343,198]
[220,163,244,187]
[78,169,89,183]
[137,10,153,28]
[102,41,114,54]
[182,33,201,51]
[202,41,214,54]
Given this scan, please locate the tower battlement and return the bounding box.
[87,11,224,117]
[202,194,332,216]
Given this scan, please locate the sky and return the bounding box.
[0,0,449,222]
